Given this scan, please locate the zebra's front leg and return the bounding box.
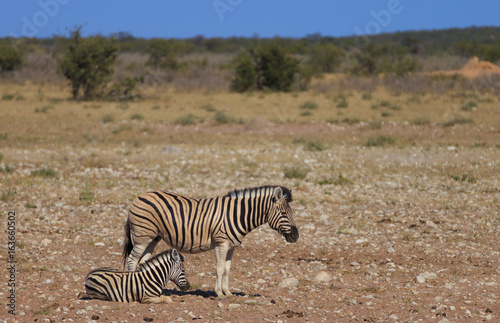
[214,244,229,298]
[222,247,235,296]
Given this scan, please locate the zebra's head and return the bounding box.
[268,186,299,243]
[169,249,190,292]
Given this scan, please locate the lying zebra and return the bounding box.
[85,249,189,303]
[123,185,298,298]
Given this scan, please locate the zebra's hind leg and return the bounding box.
[127,236,158,271]
[222,247,235,297]
[138,236,161,266]
[142,295,173,304]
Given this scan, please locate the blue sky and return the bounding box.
[1,0,499,39]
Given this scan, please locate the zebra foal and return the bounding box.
[122,185,299,298]
[85,249,189,303]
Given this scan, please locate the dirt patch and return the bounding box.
[431,56,500,79]
[1,134,499,322]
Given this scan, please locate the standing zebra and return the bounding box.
[85,249,189,303]
[122,185,298,298]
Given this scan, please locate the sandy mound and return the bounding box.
[244,116,271,132]
[432,56,500,78]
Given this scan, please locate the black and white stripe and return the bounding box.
[122,185,298,297]
[85,249,189,303]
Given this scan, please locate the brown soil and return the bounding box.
[1,121,499,322]
[432,56,500,79]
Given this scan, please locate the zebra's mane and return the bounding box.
[137,250,184,272]
[224,185,292,202]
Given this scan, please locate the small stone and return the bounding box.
[313,271,332,282]
[278,278,299,288]
[217,302,224,308]
[485,314,493,321]
[388,314,398,320]
[387,246,395,254]
[41,238,52,247]
[228,304,241,310]
[257,279,266,284]
[350,262,360,266]
[416,272,436,283]
[438,319,450,323]
[94,242,105,247]
[447,146,457,151]
[355,239,367,244]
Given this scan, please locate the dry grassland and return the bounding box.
[0,81,499,321]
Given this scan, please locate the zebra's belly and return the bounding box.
[182,242,216,254]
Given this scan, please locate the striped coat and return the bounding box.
[122,185,298,297]
[85,249,189,303]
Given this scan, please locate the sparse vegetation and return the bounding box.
[79,182,95,203]
[31,167,58,178]
[442,115,474,127]
[366,136,396,147]
[101,114,114,123]
[300,101,318,110]
[317,173,353,185]
[174,114,197,125]
[283,165,309,179]
[130,113,145,121]
[460,101,477,111]
[304,140,325,151]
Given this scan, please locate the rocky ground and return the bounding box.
[0,122,499,322]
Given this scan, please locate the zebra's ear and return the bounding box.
[274,187,283,202]
[171,249,180,262]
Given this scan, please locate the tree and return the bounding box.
[0,44,23,72]
[309,44,343,73]
[231,41,302,92]
[145,38,180,72]
[58,27,117,99]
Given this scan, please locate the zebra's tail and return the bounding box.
[122,218,133,269]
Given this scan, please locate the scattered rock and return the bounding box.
[278,278,299,288]
[41,238,52,247]
[228,304,241,310]
[416,272,437,283]
[160,146,182,154]
[313,271,332,282]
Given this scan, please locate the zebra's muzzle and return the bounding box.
[179,280,190,292]
[284,226,299,243]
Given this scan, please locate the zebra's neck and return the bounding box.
[224,194,274,234]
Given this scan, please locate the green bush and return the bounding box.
[58,27,118,99]
[309,44,343,73]
[283,165,309,179]
[0,44,23,72]
[231,41,302,92]
[460,101,477,111]
[145,38,182,71]
[304,141,325,151]
[230,51,257,92]
[2,94,15,100]
[442,115,474,127]
[174,114,197,125]
[214,111,235,124]
[366,136,396,147]
[336,98,348,108]
[317,173,353,185]
[31,168,58,178]
[101,114,114,123]
[300,101,318,109]
[130,114,144,121]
